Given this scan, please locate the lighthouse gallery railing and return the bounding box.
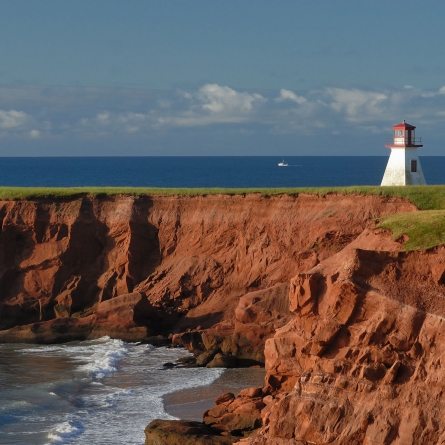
[386,137,422,146]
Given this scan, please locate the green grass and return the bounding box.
[1,185,445,251]
[0,187,265,200]
[0,185,445,210]
[376,210,445,251]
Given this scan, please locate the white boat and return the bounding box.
[278,160,288,166]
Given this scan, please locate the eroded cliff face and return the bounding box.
[5,192,445,445]
[0,193,415,352]
[242,230,445,445]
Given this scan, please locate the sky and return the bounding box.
[1,0,445,156]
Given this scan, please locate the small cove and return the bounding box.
[163,367,266,421]
[0,339,243,445]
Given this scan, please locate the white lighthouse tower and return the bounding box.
[381,120,426,186]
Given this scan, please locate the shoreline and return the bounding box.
[162,367,266,421]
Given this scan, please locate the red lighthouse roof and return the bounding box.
[393,120,416,130]
[386,120,422,148]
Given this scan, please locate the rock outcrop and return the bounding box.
[241,233,445,444]
[203,388,266,435]
[0,193,415,357]
[0,291,177,343]
[145,419,238,445]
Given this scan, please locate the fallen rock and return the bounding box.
[207,353,238,368]
[238,387,263,398]
[215,393,235,405]
[162,362,175,368]
[196,347,221,366]
[143,335,171,347]
[144,419,238,445]
[204,392,265,436]
[175,355,196,366]
[172,331,205,355]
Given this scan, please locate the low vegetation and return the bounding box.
[0,185,445,210]
[376,210,445,251]
[1,185,445,250]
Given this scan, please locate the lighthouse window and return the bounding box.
[411,160,417,172]
[395,130,404,136]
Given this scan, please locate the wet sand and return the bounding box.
[163,367,266,421]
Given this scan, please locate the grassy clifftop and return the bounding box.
[0,185,445,210]
[1,185,444,251]
[376,211,445,251]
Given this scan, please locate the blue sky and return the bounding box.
[1,0,445,156]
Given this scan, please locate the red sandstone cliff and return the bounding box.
[0,193,415,356]
[5,193,445,444]
[236,228,445,444]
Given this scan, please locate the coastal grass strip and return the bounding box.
[0,185,444,210]
[376,210,445,251]
[1,185,445,250]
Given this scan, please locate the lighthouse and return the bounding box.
[381,120,426,186]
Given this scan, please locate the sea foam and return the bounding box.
[2,339,225,445]
[75,337,128,380]
[46,420,83,443]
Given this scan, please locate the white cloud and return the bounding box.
[0,107,56,144]
[126,84,445,133]
[274,88,307,104]
[117,112,147,133]
[199,84,266,115]
[3,83,445,148]
[117,112,146,124]
[79,111,150,134]
[96,112,110,124]
[0,109,28,129]
[29,129,40,138]
[152,84,267,127]
[327,88,388,122]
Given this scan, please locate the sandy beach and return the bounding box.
[163,367,266,421]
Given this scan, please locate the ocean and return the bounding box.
[0,155,444,445]
[0,156,443,188]
[0,338,265,445]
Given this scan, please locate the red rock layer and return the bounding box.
[242,238,445,444]
[0,193,415,349]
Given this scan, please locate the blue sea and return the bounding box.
[0,339,264,445]
[0,156,444,188]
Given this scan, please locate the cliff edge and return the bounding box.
[0,193,414,357]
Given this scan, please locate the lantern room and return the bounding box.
[385,120,423,148]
